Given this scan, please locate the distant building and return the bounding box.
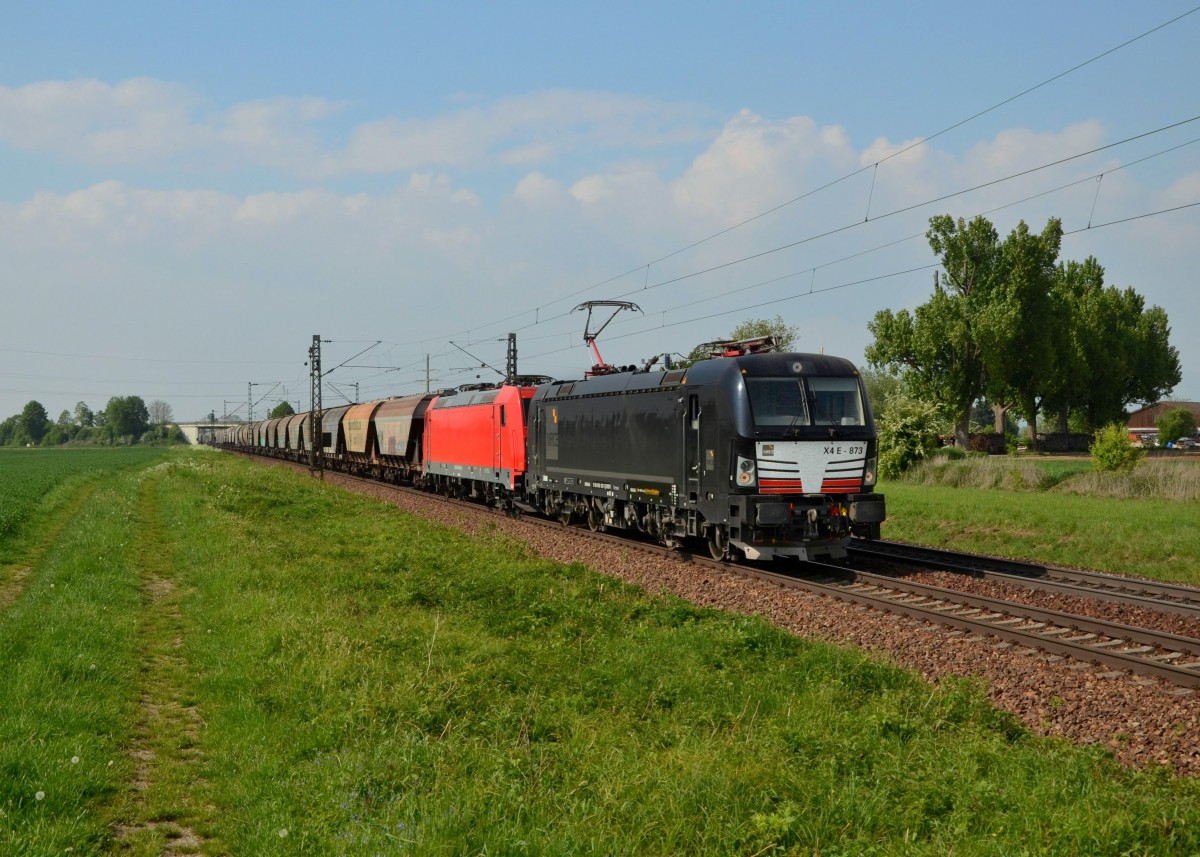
[177,422,237,444]
[1126,402,1200,439]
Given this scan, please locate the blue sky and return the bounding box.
[2,1,1197,423]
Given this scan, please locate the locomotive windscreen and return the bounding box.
[746,376,864,428]
[746,378,808,427]
[807,377,865,426]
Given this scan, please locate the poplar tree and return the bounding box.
[867,215,1002,448]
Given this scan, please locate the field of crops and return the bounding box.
[0,448,165,560]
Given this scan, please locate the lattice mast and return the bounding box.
[308,334,324,480]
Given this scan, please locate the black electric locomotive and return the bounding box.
[524,342,885,561]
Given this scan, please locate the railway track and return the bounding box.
[435,488,1200,690]
[240,453,1200,690]
[734,559,1200,689]
[849,539,1200,619]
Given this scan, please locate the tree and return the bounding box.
[860,367,904,417]
[869,214,1180,449]
[867,215,1003,448]
[1046,258,1181,431]
[105,396,150,440]
[0,415,18,446]
[269,401,296,419]
[681,315,800,366]
[19,400,50,444]
[975,218,1063,450]
[726,316,799,351]
[971,398,1018,435]
[148,400,174,426]
[74,401,94,427]
[1157,408,1197,445]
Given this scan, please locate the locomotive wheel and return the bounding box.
[707,525,729,561]
[559,507,574,526]
[587,505,603,532]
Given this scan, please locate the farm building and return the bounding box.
[1126,402,1200,440]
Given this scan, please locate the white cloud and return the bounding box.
[0,78,709,177]
[498,142,559,165]
[2,105,1196,425]
[1161,170,1200,206]
[961,121,1105,176]
[513,171,565,205]
[235,190,337,225]
[860,135,928,167]
[0,78,198,163]
[671,109,857,223]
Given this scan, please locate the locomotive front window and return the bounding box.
[746,378,809,427]
[808,377,865,426]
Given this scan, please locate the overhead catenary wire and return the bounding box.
[435,115,1200,348]
[15,9,1199,415]
[394,6,1200,348]
[111,19,1200,402]
[511,198,1200,370]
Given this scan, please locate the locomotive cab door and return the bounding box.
[685,393,702,505]
[495,403,504,478]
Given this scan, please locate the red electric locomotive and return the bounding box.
[421,383,537,504]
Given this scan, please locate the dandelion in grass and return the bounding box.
[35,790,45,801]
[71,756,80,764]
[279,828,289,838]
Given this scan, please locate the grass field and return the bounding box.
[885,455,1200,582]
[0,447,166,565]
[3,447,1200,854]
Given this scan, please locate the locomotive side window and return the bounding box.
[808,377,865,426]
[746,378,808,427]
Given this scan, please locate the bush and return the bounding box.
[876,396,945,479]
[1090,422,1145,473]
[1156,408,1197,446]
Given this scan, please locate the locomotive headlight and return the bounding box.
[863,456,878,488]
[736,456,757,487]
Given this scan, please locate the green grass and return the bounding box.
[881,480,1200,582]
[4,448,1200,854]
[884,455,1200,581]
[0,447,165,565]
[0,463,152,854]
[904,453,1199,501]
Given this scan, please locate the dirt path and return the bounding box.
[110,474,220,855]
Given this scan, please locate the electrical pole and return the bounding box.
[505,333,517,383]
[425,354,431,393]
[247,382,253,423]
[309,334,324,479]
